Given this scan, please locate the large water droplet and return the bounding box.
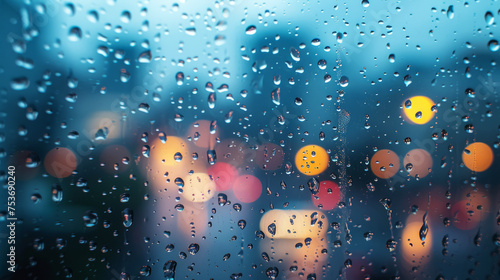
[68,26,82,41]
[488,40,499,52]
[246,25,257,35]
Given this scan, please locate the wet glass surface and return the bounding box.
[0,0,499,279]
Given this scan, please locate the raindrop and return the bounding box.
[403,74,412,86]
[174,152,183,162]
[176,72,184,86]
[290,48,300,62]
[271,88,280,105]
[404,99,412,109]
[246,25,257,35]
[419,211,429,241]
[388,54,395,63]
[386,239,397,252]
[188,243,200,255]
[208,93,216,109]
[142,145,150,158]
[68,27,82,41]
[138,50,152,63]
[267,223,276,236]
[122,208,133,227]
[464,124,474,133]
[339,76,349,87]
[266,267,279,279]
[218,193,228,206]
[207,149,217,165]
[11,77,30,90]
[488,40,499,52]
[317,59,327,70]
[158,132,167,143]
[446,5,454,19]
[238,220,246,229]
[139,266,151,276]
[83,211,98,227]
[185,27,196,36]
[485,11,494,25]
[52,185,63,202]
[25,152,40,168]
[163,260,177,280]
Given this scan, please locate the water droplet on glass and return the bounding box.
[419,211,429,241]
[122,208,133,227]
[25,152,40,168]
[403,74,412,87]
[83,211,98,227]
[11,77,30,90]
[188,243,200,255]
[163,260,177,280]
[267,223,276,236]
[485,11,494,25]
[218,193,228,206]
[339,76,349,87]
[238,219,246,229]
[446,5,454,19]
[290,48,300,62]
[488,40,499,52]
[139,266,151,276]
[68,27,82,41]
[465,124,474,133]
[246,25,257,35]
[265,267,279,279]
[185,27,196,36]
[138,50,152,63]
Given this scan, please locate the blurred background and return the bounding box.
[0,0,499,279]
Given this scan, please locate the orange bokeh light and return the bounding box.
[295,145,329,176]
[370,149,400,179]
[462,142,494,172]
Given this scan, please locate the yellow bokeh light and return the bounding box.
[146,136,206,192]
[462,142,494,172]
[259,210,327,239]
[370,149,400,179]
[295,145,329,176]
[181,173,216,202]
[402,96,435,125]
[401,218,432,266]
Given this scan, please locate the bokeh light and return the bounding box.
[462,142,494,172]
[311,180,341,210]
[402,96,435,125]
[403,149,433,178]
[370,149,400,179]
[255,142,284,170]
[44,147,77,178]
[232,174,262,203]
[401,218,432,266]
[181,172,216,202]
[295,145,329,176]
[207,162,238,191]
